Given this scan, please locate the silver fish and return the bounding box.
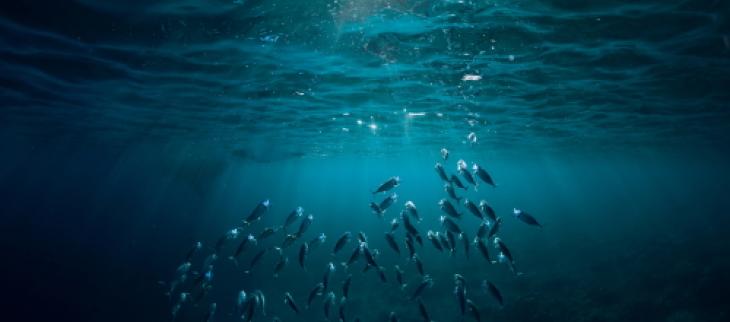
[482,280,503,307]
[445,183,461,201]
[384,232,400,255]
[472,163,496,187]
[283,206,303,231]
[283,292,300,314]
[410,275,433,300]
[435,162,449,182]
[373,176,400,194]
[405,200,421,222]
[427,231,444,252]
[307,283,324,309]
[333,232,351,255]
[464,199,482,219]
[441,216,463,234]
[244,199,270,226]
[479,200,497,223]
[513,208,543,228]
[439,199,461,219]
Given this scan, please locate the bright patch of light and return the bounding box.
[407,112,426,118]
[356,119,364,125]
[369,123,378,130]
[462,74,482,81]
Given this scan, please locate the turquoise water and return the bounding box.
[1,1,729,322]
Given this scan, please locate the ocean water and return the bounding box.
[1,1,730,322]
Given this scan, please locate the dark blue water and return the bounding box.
[1,1,730,322]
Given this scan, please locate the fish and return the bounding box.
[395,265,406,290]
[494,237,521,275]
[281,233,299,249]
[242,293,258,322]
[333,232,352,255]
[308,233,326,249]
[192,265,214,288]
[390,218,400,231]
[476,221,489,240]
[235,290,247,319]
[440,148,449,160]
[513,208,543,228]
[306,283,324,309]
[252,290,266,316]
[193,283,212,304]
[324,292,335,318]
[479,200,497,223]
[414,233,423,247]
[475,238,493,263]
[244,199,270,226]
[410,275,433,300]
[231,234,257,264]
[466,299,481,322]
[438,231,452,252]
[441,216,463,234]
[214,228,239,254]
[273,252,288,278]
[257,226,279,240]
[454,282,466,315]
[184,241,202,263]
[464,199,483,219]
[450,174,467,190]
[362,244,378,268]
[458,159,478,188]
[201,253,217,272]
[427,231,444,252]
[445,183,461,201]
[338,296,347,322]
[323,262,335,291]
[482,280,504,307]
[343,243,362,268]
[283,292,300,314]
[357,232,368,244]
[376,266,388,283]
[384,232,401,255]
[488,217,502,238]
[439,199,462,219]
[472,164,496,187]
[413,254,425,275]
[446,231,457,255]
[283,206,303,232]
[402,211,420,237]
[298,242,308,270]
[454,273,466,286]
[245,249,267,274]
[461,232,470,259]
[370,202,383,217]
[389,311,399,322]
[171,292,190,321]
[435,162,450,182]
[405,200,421,222]
[418,299,432,322]
[342,274,353,298]
[373,176,400,194]
[378,193,398,213]
[405,235,416,259]
[295,214,314,238]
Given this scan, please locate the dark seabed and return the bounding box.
[1,1,730,322]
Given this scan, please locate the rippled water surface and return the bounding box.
[2,0,730,155]
[1,1,730,322]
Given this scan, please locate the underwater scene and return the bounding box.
[1,1,730,322]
